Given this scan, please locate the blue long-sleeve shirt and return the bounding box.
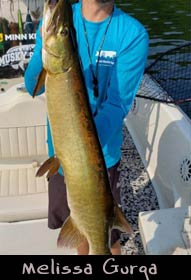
[24,2,149,171]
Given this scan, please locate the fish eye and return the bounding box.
[60,27,69,37]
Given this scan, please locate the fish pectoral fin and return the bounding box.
[32,68,47,98]
[57,216,86,248]
[113,205,133,234]
[36,156,60,178]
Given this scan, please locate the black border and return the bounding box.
[0,255,189,279]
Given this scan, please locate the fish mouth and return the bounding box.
[47,0,59,9]
[45,0,66,35]
[43,0,69,57]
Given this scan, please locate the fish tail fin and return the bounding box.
[36,156,60,178]
[32,68,47,98]
[113,205,133,234]
[57,216,86,248]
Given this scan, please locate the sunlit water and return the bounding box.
[116,0,191,65]
[116,0,191,116]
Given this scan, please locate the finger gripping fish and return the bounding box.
[34,0,132,255]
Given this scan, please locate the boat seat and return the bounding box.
[0,163,48,222]
[0,83,76,255]
[0,83,48,223]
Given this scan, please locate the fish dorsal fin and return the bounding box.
[113,205,133,234]
[32,68,47,98]
[36,156,60,178]
[57,216,86,248]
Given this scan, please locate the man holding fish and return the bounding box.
[24,0,148,255]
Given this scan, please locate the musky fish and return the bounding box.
[33,0,132,255]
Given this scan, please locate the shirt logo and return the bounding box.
[96,50,116,66]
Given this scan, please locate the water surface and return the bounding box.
[116,0,191,64]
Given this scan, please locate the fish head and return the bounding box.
[42,0,75,73]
